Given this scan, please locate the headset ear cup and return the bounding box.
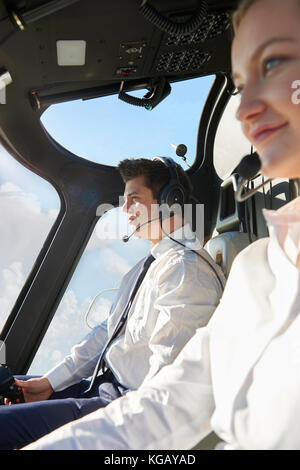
[158,183,186,213]
[166,185,185,208]
[154,155,187,214]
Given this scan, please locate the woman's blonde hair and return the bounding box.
[233,0,300,32]
[232,0,258,32]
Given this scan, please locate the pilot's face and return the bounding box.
[232,0,300,179]
[122,175,160,242]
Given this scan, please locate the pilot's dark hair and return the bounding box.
[118,157,193,201]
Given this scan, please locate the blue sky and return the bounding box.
[0,75,216,373]
[41,76,215,171]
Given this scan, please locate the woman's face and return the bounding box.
[232,0,300,179]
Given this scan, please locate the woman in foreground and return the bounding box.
[25,0,300,450]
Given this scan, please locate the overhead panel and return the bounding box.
[0,0,237,109]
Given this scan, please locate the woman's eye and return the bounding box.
[263,57,283,74]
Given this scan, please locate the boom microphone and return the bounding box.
[234,152,272,202]
[236,152,261,180]
[122,217,160,242]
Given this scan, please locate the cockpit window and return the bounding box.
[29,208,150,373]
[0,147,60,332]
[28,76,215,373]
[0,75,215,371]
[41,76,215,169]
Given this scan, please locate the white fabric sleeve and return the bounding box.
[44,321,108,391]
[23,326,214,450]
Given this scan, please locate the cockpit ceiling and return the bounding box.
[0,0,238,109]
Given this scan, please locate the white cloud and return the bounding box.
[0,182,58,273]
[0,181,58,331]
[0,261,25,331]
[99,247,132,277]
[28,288,116,375]
[0,182,22,193]
[85,294,114,329]
[28,289,90,374]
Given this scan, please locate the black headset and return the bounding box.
[153,156,188,209]
[152,156,225,292]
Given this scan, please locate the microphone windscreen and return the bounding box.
[235,152,261,179]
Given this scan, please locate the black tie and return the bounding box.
[85,254,155,394]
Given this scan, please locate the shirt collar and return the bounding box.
[151,223,202,259]
[263,197,300,266]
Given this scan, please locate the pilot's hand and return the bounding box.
[13,377,54,403]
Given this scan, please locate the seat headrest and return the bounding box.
[205,232,254,278]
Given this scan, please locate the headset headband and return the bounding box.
[152,156,187,209]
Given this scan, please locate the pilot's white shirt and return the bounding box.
[44,224,224,392]
[24,197,300,450]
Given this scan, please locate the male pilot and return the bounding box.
[0,157,224,450]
